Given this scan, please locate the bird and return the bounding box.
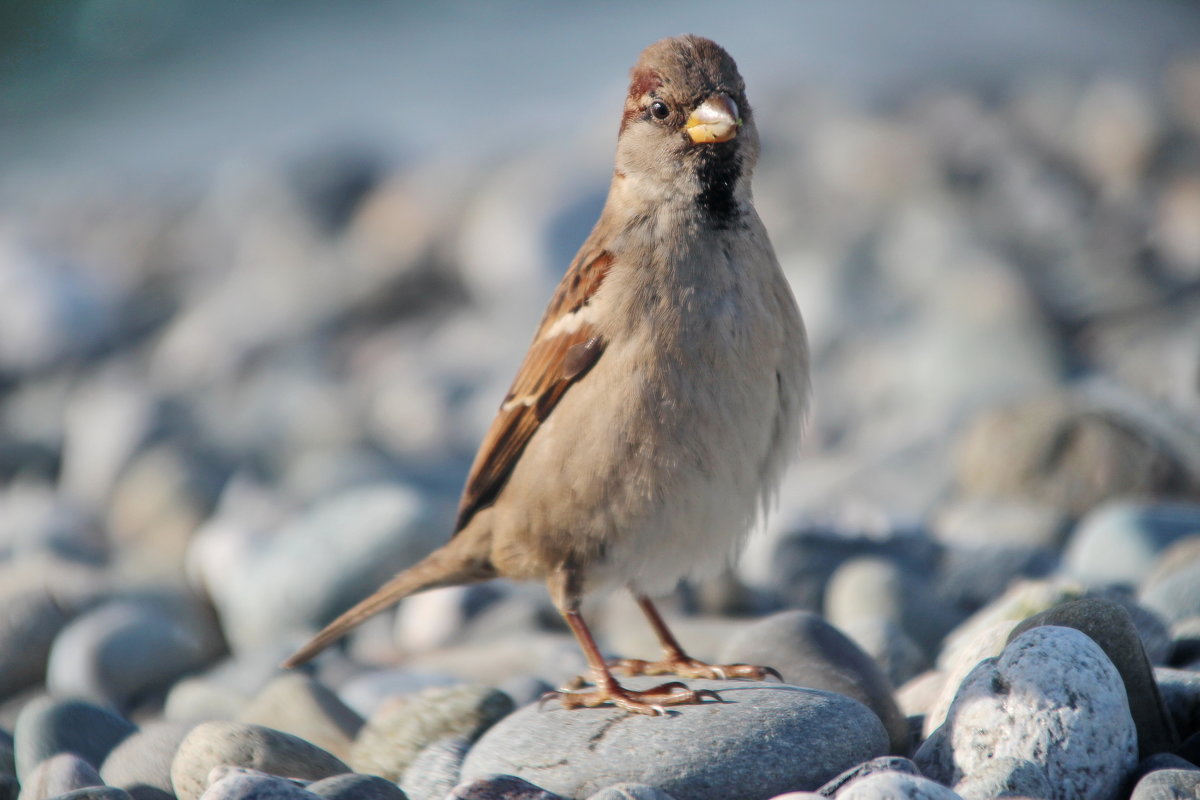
[283,34,809,715]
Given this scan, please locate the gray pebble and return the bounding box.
[916,626,1136,800]
[199,771,320,800]
[1129,768,1200,800]
[99,720,197,800]
[336,670,461,720]
[1063,502,1200,587]
[462,678,889,800]
[17,752,103,800]
[349,684,512,781]
[400,736,470,800]
[41,790,133,800]
[816,756,920,796]
[837,618,931,690]
[1154,668,1200,744]
[1139,536,1200,625]
[238,673,363,762]
[1007,596,1178,757]
[584,784,676,800]
[836,773,962,800]
[307,773,407,800]
[170,721,348,800]
[14,698,136,781]
[952,757,1052,800]
[719,610,909,754]
[448,775,565,800]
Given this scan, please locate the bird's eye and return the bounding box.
[649,101,670,120]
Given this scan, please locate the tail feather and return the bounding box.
[281,536,494,669]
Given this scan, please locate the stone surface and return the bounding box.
[13,697,137,780]
[953,757,1053,800]
[448,775,565,800]
[1007,596,1178,757]
[238,673,363,761]
[838,618,930,690]
[461,678,889,800]
[719,610,908,754]
[199,770,321,800]
[170,721,348,800]
[18,752,104,800]
[836,773,963,800]
[100,720,197,800]
[1139,536,1200,625]
[916,626,1137,800]
[1154,668,1200,744]
[42,790,134,800]
[400,736,470,800]
[1063,502,1200,587]
[349,683,512,781]
[815,756,920,796]
[1129,768,1200,800]
[307,773,407,800]
[584,784,677,800]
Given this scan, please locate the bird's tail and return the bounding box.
[281,532,495,669]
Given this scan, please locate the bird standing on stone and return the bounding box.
[284,34,809,715]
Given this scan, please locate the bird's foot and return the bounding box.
[542,675,720,715]
[610,655,781,682]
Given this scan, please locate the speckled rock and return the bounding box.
[349,683,512,781]
[584,784,676,800]
[14,697,137,780]
[238,673,363,761]
[916,626,1137,800]
[400,736,470,800]
[461,678,889,800]
[100,720,197,800]
[1007,596,1178,757]
[199,768,321,800]
[835,773,963,800]
[1128,768,1200,800]
[170,722,348,800]
[952,757,1052,800]
[307,772,407,800]
[18,752,104,800]
[815,757,921,796]
[719,610,908,754]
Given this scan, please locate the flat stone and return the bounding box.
[461,678,889,800]
[1007,596,1178,757]
[170,721,348,800]
[719,610,908,754]
[13,697,137,780]
[916,626,1137,800]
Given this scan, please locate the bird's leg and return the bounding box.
[544,567,719,715]
[609,593,781,681]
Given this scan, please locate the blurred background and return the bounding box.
[1,0,1199,712]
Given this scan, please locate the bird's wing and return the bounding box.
[453,247,613,532]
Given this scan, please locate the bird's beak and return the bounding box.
[686,93,740,144]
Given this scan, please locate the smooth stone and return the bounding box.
[835,773,962,800]
[336,669,461,721]
[916,627,1137,800]
[1154,668,1200,744]
[815,756,920,796]
[46,596,218,711]
[100,720,197,800]
[1063,502,1200,587]
[238,673,363,761]
[400,736,469,800]
[199,771,320,800]
[1007,596,1178,757]
[1139,537,1200,624]
[42,790,132,800]
[14,698,137,780]
[1126,754,1197,787]
[720,610,908,754]
[1129,768,1200,800]
[307,773,407,800]
[838,618,931,689]
[448,774,564,800]
[349,683,513,781]
[462,678,889,800]
[952,757,1052,800]
[823,556,960,659]
[170,722,348,800]
[896,671,945,717]
[162,678,248,724]
[932,497,1069,551]
[934,544,1058,613]
[584,784,676,800]
[17,753,103,800]
[1170,616,1200,666]
[191,484,443,654]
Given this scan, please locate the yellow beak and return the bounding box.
[686,93,740,144]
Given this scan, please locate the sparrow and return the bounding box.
[284,34,809,715]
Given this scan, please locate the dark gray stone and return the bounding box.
[13,698,137,780]
[719,610,909,754]
[815,756,920,796]
[448,775,565,800]
[307,773,407,800]
[170,721,348,800]
[99,720,196,800]
[462,678,889,800]
[1008,596,1179,757]
[916,626,1136,800]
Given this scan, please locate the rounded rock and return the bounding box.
[199,771,321,800]
[448,774,566,800]
[952,757,1052,800]
[400,736,470,800]
[169,721,348,800]
[14,697,137,781]
[815,756,921,796]
[1139,536,1200,625]
[18,752,103,800]
[916,626,1137,800]
[585,784,677,800]
[461,678,889,800]
[719,610,909,754]
[100,720,197,800]
[1129,768,1200,800]
[238,673,363,761]
[1063,502,1200,588]
[837,773,962,800]
[307,773,407,800]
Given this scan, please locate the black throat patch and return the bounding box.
[694,147,743,228]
